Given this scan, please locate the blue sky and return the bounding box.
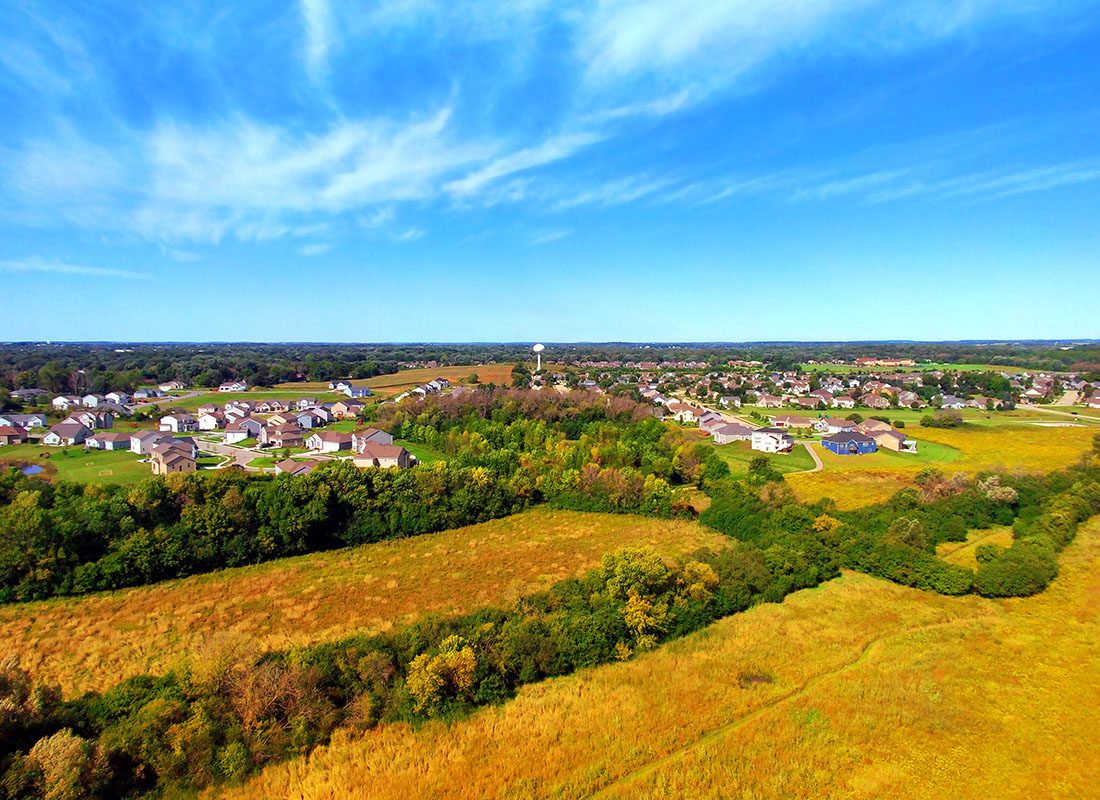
[1,0,1099,342]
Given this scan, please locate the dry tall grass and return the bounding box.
[936,526,1016,570]
[213,517,1100,800]
[788,424,1096,508]
[0,509,725,696]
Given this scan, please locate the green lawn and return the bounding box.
[813,438,961,472]
[698,439,816,476]
[0,444,149,485]
[395,438,447,464]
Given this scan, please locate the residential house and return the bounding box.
[352,427,393,452]
[296,398,318,410]
[854,419,894,435]
[756,394,783,409]
[85,432,133,451]
[130,431,169,454]
[52,395,81,411]
[259,424,304,448]
[666,403,704,424]
[267,412,299,427]
[711,423,754,444]
[769,415,813,429]
[82,394,105,407]
[218,380,248,392]
[897,390,924,408]
[105,391,131,404]
[832,395,857,409]
[352,443,412,469]
[717,395,742,408]
[809,389,833,405]
[295,411,323,429]
[794,397,823,410]
[343,386,372,398]
[133,388,165,400]
[310,406,334,424]
[160,413,198,433]
[939,394,967,410]
[307,431,353,452]
[821,431,877,456]
[158,380,187,392]
[751,428,794,454]
[698,412,724,432]
[275,459,318,477]
[42,422,92,446]
[813,417,857,435]
[10,388,48,402]
[149,444,196,475]
[1088,395,1100,409]
[224,418,263,443]
[859,393,891,410]
[0,426,30,446]
[0,413,47,428]
[257,399,290,413]
[872,428,918,453]
[197,403,222,415]
[331,400,364,420]
[329,380,353,392]
[66,411,113,429]
[197,411,226,431]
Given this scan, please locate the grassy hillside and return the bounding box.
[0,508,727,696]
[214,516,1100,800]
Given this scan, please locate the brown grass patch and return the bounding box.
[0,509,725,696]
[213,518,1100,800]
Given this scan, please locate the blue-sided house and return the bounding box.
[821,431,878,455]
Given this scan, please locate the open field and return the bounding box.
[363,363,516,396]
[788,423,1096,509]
[699,439,816,475]
[0,444,148,484]
[0,509,728,696]
[214,516,1100,800]
[937,526,1016,570]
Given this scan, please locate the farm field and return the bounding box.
[0,508,728,696]
[0,443,148,484]
[363,363,516,395]
[788,423,1096,509]
[700,439,816,475]
[215,516,1100,800]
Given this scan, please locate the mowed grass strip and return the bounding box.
[213,517,1100,800]
[788,424,1096,509]
[0,508,728,696]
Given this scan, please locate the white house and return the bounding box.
[197,411,225,431]
[307,431,353,452]
[831,395,857,409]
[66,410,113,429]
[224,418,263,443]
[105,391,131,404]
[712,423,754,444]
[159,380,187,392]
[160,413,198,433]
[52,395,81,411]
[133,388,165,400]
[751,427,795,454]
[42,422,92,447]
[343,386,372,398]
[85,432,133,451]
[81,394,105,407]
[218,380,248,392]
[0,413,47,428]
[351,427,393,452]
[813,417,857,435]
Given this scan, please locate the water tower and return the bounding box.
[533,343,545,372]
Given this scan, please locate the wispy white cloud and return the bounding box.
[0,257,148,279]
[793,169,911,201]
[394,228,424,242]
[298,242,332,256]
[444,132,604,199]
[531,228,571,244]
[300,0,335,80]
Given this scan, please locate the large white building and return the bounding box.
[751,427,795,454]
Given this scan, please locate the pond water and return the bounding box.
[21,464,44,475]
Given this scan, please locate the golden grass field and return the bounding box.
[788,424,1097,509]
[0,509,726,696]
[936,526,1017,570]
[213,516,1100,800]
[272,363,518,397]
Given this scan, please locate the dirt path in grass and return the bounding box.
[1018,403,1100,423]
[797,440,824,473]
[589,612,999,799]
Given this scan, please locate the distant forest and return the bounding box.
[0,341,1097,394]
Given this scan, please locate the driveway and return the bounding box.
[798,440,824,473]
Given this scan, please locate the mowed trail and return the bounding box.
[213,518,1100,800]
[0,509,727,696]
